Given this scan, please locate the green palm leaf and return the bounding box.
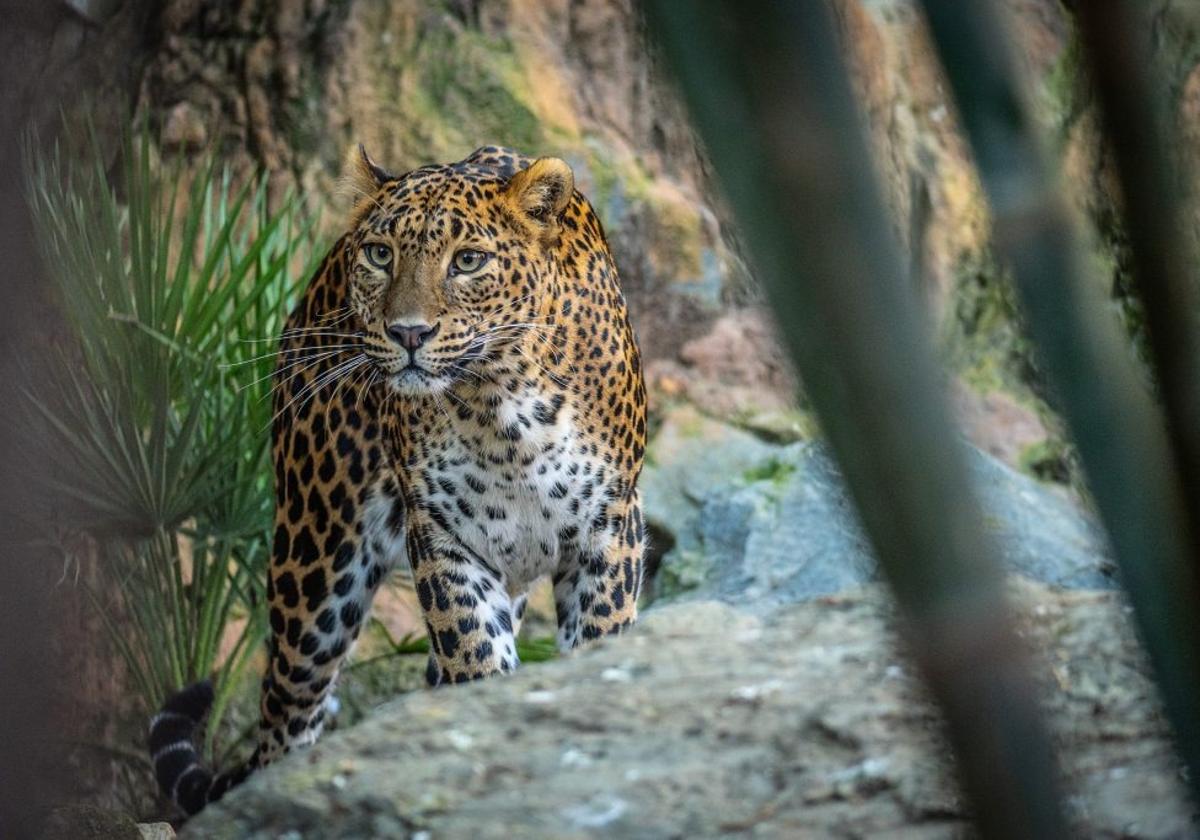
[23,117,325,766]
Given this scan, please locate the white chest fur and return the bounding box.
[416,385,611,592]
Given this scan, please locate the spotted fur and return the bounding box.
[149,146,647,815]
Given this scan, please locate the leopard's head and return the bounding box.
[342,145,574,397]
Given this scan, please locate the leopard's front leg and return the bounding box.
[406,512,520,685]
[553,490,645,650]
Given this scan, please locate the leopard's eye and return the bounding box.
[451,249,490,275]
[364,243,393,269]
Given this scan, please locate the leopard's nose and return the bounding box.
[386,321,439,351]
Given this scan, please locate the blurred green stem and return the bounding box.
[920,0,1200,808]
[645,2,1066,836]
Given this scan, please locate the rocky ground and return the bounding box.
[182,403,1196,839]
[185,591,1192,838]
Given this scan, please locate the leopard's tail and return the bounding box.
[148,681,254,816]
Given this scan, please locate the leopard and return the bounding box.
[147,145,648,816]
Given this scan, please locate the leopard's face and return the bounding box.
[346,160,570,398]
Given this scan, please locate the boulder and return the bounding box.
[644,406,1118,609]
[184,583,1193,838]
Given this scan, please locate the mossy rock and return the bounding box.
[1019,437,1075,486]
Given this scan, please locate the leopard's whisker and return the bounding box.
[476,323,556,337]
[446,361,492,387]
[442,387,469,411]
[267,353,366,430]
[331,353,371,407]
[238,329,364,345]
[430,389,455,430]
[315,307,352,324]
[240,347,362,394]
[513,346,573,391]
[278,329,366,343]
[357,366,380,412]
[224,343,366,369]
[293,355,369,422]
[449,367,487,385]
[465,306,553,330]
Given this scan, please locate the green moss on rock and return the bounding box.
[654,548,715,598]
[941,248,1040,398]
[1018,437,1076,486]
[741,456,798,487]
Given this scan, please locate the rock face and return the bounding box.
[132,0,746,363]
[645,406,1118,608]
[185,584,1192,839]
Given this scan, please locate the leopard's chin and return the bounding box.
[386,366,449,397]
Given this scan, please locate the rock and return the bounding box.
[677,309,788,387]
[638,403,780,573]
[39,804,141,840]
[137,824,176,840]
[645,407,1117,608]
[950,377,1052,470]
[969,444,1115,588]
[184,584,1193,838]
[161,102,207,152]
[645,308,801,423]
[63,0,123,24]
[47,18,86,70]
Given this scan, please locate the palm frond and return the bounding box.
[23,117,324,762]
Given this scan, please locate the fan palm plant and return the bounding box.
[23,123,322,761]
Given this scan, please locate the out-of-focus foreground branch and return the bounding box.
[644,2,1067,836]
[919,0,1200,811]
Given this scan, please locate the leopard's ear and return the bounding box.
[504,157,574,237]
[341,144,395,223]
[342,144,394,197]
